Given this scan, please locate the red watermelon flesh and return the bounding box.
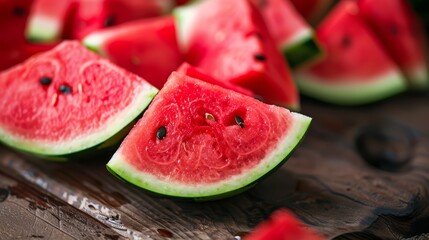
[290,0,335,25]
[0,0,33,46]
[174,0,299,109]
[83,16,182,89]
[244,209,325,240]
[107,71,311,198]
[0,0,55,71]
[25,0,75,42]
[358,0,429,89]
[294,0,407,105]
[0,41,158,157]
[176,63,254,97]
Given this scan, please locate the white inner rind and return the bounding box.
[0,83,158,156]
[280,28,314,50]
[107,112,311,198]
[26,16,61,41]
[294,70,407,105]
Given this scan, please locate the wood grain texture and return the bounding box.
[1,92,429,240]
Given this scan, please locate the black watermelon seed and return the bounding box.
[13,6,25,16]
[355,120,415,171]
[59,84,72,94]
[103,15,115,27]
[39,76,52,86]
[342,36,351,48]
[390,24,399,35]
[254,54,266,62]
[235,116,244,128]
[156,126,167,140]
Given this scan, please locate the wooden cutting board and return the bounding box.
[1,92,428,240]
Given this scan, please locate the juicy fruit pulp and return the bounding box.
[245,209,325,240]
[176,62,254,97]
[358,0,429,89]
[0,41,158,158]
[83,16,182,89]
[294,0,407,105]
[253,0,322,68]
[107,71,311,199]
[174,0,299,109]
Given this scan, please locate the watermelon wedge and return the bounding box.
[107,71,311,199]
[358,0,429,89]
[253,0,322,68]
[83,16,182,89]
[26,0,175,42]
[294,0,407,105]
[0,41,158,160]
[244,209,325,240]
[174,0,299,109]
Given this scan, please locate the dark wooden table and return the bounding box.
[1,93,429,240]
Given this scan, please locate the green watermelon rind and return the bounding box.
[106,112,312,199]
[26,16,62,43]
[294,70,408,105]
[0,83,158,159]
[281,30,324,69]
[82,33,109,56]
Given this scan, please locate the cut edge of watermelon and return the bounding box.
[106,112,311,199]
[280,29,323,68]
[294,70,407,105]
[82,32,109,55]
[0,83,158,157]
[26,16,62,42]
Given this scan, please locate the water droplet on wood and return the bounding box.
[355,120,415,171]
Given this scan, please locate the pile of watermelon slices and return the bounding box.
[0,0,428,201]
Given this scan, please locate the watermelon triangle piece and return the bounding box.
[173,0,299,109]
[358,0,429,89]
[107,71,311,199]
[0,41,158,160]
[245,209,325,240]
[294,0,407,105]
[83,16,183,89]
[253,0,323,68]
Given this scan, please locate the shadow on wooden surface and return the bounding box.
[1,92,429,240]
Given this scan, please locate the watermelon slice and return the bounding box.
[244,209,325,240]
[358,0,429,89]
[294,0,407,105]
[290,0,335,25]
[253,0,323,68]
[83,16,182,89]
[107,71,311,199]
[26,0,175,42]
[174,0,299,109]
[0,41,158,160]
[176,63,255,97]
